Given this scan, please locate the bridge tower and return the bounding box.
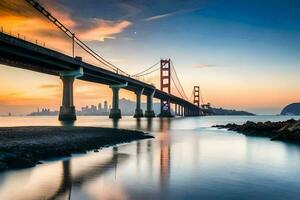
[193,86,200,107]
[193,86,203,116]
[158,59,173,117]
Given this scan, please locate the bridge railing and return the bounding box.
[0,27,46,48]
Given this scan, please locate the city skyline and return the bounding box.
[0,0,299,115]
[25,98,165,116]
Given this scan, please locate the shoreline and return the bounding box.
[0,126,153,170]
[214,119,300,143]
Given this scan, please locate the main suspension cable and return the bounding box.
[25,0,130,75]
[131,61,159,77]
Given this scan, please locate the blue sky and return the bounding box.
[0,0,299,114]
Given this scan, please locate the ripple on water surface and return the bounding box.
[0,115,300,200]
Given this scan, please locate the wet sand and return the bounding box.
[0,126,153,170]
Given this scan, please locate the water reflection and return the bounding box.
[49,160,72,200]
[60,120,75,127]
[1,116,300,200]
[136,118,141,130]
[159,120,171,199]
[0,147,125,200]
[147,118,153,132]
[112,118,119,129]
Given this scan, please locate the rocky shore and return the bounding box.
[214,119,300,142]
[0,126,153,170]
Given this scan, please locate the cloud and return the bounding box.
[39,84,60,89]
[144,12,175,22]
[143,7,203,22]
[39,0,133,42]
[193,64,218,68]
[78,19,132,42]
[0,0,132,46]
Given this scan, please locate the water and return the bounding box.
[0,115,300,200]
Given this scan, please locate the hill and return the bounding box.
[280,103,300,115]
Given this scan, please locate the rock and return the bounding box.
[0,126,154,171]
[214,119,300,143]
[0,161,7,171]
[7,157,36,169]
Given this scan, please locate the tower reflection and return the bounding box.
[46,147,122,200]
[49,160,72,200]
[159,118,171,198]
[136,118,141,130]
[60,120,75,127]
[112,118,119,129]
[147,118,153,132]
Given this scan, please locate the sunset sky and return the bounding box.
[0,0,299,115]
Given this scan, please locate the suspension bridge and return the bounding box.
[0,0,207,121]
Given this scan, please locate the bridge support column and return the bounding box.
[59,76,76,121]
[109,83,128,119]
[109,87,121,119]
[184,106,189,117]
[158,98,174,118]
[175,104,178,116]
[181,105,184,116]
[59,68,83,121]
[134,88,144,118]
[145,90,156,118]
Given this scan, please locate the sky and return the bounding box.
[0,0,299,115]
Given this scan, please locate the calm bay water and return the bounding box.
[0,115,300,200]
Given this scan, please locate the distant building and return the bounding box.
[77,101,110,116]
[104,101,108,110]
[28,108,59,116]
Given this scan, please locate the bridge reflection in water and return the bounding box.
[0,118,176,200]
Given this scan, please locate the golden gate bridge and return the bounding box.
[0,0,211,121]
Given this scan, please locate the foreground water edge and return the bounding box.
[0,115,299,200]
[0,126,153,170]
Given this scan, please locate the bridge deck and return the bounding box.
[0,32,199,109]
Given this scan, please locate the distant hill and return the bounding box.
[209,107,255,116]
[280,103,300,115]
[119,98,161,115]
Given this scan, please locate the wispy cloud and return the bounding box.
[0,0,132,45]
[143,7,203,22]
[193,64,218,68]
[39,84,60,89]
[78,19,132,42]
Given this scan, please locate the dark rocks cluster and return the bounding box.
[0,126,153,171]
[214,119,300,142]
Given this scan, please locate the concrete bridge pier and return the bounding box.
[134,88,144,118]
[109,83,128,119]
[180,105,183,116]
[144,90,156,118]
[184,106,190,117]
[59,68,83,121]
[109,87,121,119]
[158,98,174,118]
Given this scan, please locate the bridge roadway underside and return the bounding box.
[0,33,201,117]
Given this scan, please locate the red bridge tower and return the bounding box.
[158,59,173,117]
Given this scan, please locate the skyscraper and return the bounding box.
[104,101,108,112]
